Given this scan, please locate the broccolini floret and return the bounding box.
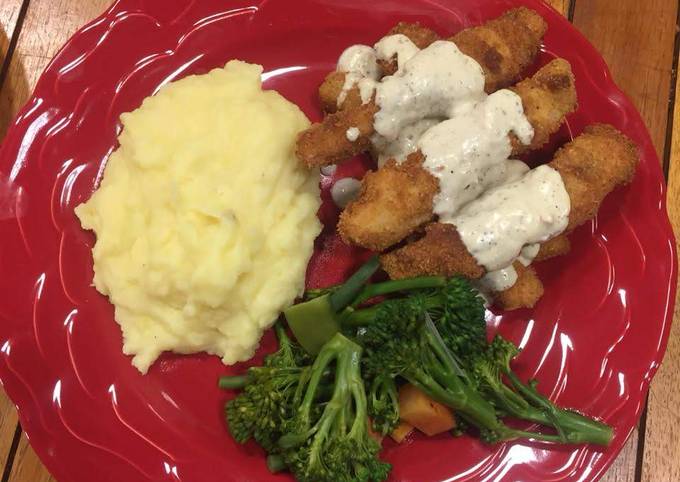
[347,277,613,445]
[222,327,390,482]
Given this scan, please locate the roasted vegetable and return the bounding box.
[398,383,456,436]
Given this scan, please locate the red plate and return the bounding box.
[0,0,676,481]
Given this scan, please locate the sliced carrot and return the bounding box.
[398,383,456,436]
[389,421,414,443]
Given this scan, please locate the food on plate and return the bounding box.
[338,58,577,252]
[536,233,571,261]
[381,125,639,281]
[389,421,414,443]
[76,61,321,373]
[318,22,440,113]
[221,265,613,482]
[217,5,638,480]
[398,383,456,436]
[292,2,640,310]
[296,7,548,168]
[224,325,392,482]
[493,261,544,311]
[319,8,546,115]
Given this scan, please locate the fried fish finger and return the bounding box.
[380,125,639,280]
[494,262,545,310]
[297,8,548,168]
[535,233,571,262]
[337,152,437,251]
[451,6,547,92]
[319,23,440,113]
[338,59,576,251]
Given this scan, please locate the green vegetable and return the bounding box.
[284,294,339,355]
[285,256,445,354]
[223,323,311,452]
[328,255,381,312]
[223,327,390,482]
[349,277,613,446]
[471,336,613,445]
[284,256,380,354]
[266,454,286,473]
[218,375,248,390]
[278,333,390,482]
[223,264,612,482]
[355,293,520,441]
[367,374,400,436]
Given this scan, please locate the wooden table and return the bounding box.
[0,0,679,480]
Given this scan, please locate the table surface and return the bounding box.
[0,0,679,481]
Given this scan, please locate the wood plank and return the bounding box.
[0,0,110,138]
[0,390,19,474]
[640,41,680,481]
[545,0,571,16]
[0,0,27,144]
[0,0,24,62]
[601,431,638,482]
[572,0,678,159]
[8,433,55,482]
[571,1,678,481]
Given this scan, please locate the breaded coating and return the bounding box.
[318,72,360,114]
[338,59,576,250]
[379,22,440,76]
[495,262,544,310]
[296,102,378,168]
[381,125,639,285]
[319,23,440,114]
[452,7,547,93]
[510,58,577,152]
[380,223,484,279]
[535,234,570,262]
[300,8,548,167]
[338,153,437,251]
[549,124,639,231]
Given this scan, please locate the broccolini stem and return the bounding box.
[274,323,290,344]
[266,454,286,473]
[300,334,364,462]
[416,321,502,432]
[304,287,337,300]
[278,334,364,450]
[298,343,340,424]
[329,256,380,312]
[344,294,445,327]
[351,276,447,307]
[505,371,613,445]
[218,375,249,390]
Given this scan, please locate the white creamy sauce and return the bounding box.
[336,45,380,107]
[474,242,540,294]
[518,243,540,266]
[331,177,362,208]
[373,118,441,167]
[477,265,519,293]
[357,78,379,104]
[333,37,571,295]
[373,41,486,140]
[374,34,420,68]
[420,90,534,218]
[450,165,570,272]
[320,164,337,176]
[346,126,360,142]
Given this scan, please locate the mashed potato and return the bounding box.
[76,61,321,373]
